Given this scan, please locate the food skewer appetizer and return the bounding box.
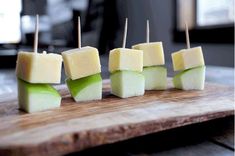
[132,20,167,90]
[109,18,144,98]
[62,16,102,102]
[16,15,63,113]
[171,23,205,90]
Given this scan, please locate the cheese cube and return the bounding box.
[16,51,62,84]
[171,46,205,71]
[62,46,101,80]
[110,71,145,98]
[109,48,143,73]
[132,42,165,67]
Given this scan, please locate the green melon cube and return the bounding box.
[110,71,145,98]
[66,73,102,102]
[142,66,167,90]
[17,79,61,113]
[173,66,206,90]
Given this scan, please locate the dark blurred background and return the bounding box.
[0,0,234,69]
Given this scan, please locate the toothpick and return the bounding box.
[146,20,150,43]
[122,18,128,48]
[78,16,81,49]
[33,14,39,53]
[185,22,190,49]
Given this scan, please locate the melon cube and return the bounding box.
[109,48,143,73]
[171,46,205,71]
[173,66,206,90]
[110,71,145,98]
[16,51,62,84]
[62,46,101,80]
[66,73,102,102]
[132,42,165,67]
[142,66,167,90]
[18,78,61,113]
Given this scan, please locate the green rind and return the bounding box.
[66,73,102,98]
[18,78,61,97]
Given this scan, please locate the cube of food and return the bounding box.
[109,48,143,73]
[66,73,102,102]
[142,66,167,90]
[16,51,62,84]
[173,66,206,90]
[132,42,165,67]
[18,78,61,113]
[110,71,145,98]
[62,46,101,80]
[171,46,205,71]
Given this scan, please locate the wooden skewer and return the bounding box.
[78,16,81,49]
[185,22,190,49]
[33,14,39,53]
[122,18,128,48]
[146,19,150,43]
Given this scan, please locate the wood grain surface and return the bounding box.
[0,80,233,156]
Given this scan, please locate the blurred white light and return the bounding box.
[197,0,234,26]
[0,0,21,43]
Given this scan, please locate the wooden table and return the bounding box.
[0,65,234,156]
[65,116,234,156]
[68,66,235,156]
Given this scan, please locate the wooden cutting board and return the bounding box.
[0,80,233,156]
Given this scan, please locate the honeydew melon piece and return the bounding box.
[142,66,167,90]
[173,66,206,90]
[110,71,145,98]
[17,78,61,113]
[66,73,102,102]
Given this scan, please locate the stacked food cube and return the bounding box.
[132,42,167,90]
[171,46,205,90]
[109,48,144,98]
[16,51,63,113]
[62,46,102,102]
